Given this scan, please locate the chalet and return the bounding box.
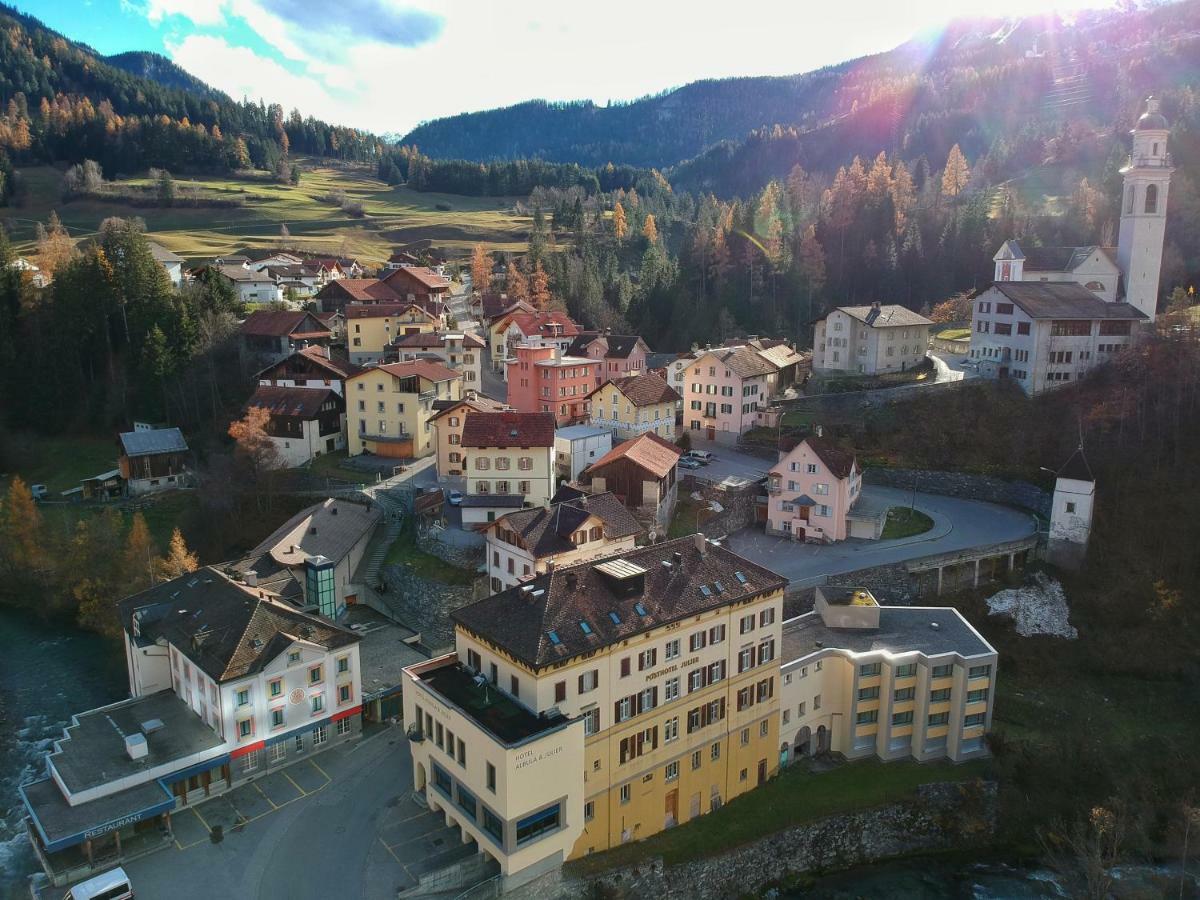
[239,310,333,370]
[315,278,401,314]
[585,432,682,527]
[345,302,441,364]
[380,265,452,307]
[256,346,362,396]
[246,385,346,466]
[216,264,282,304]
[117,426,190,496]
[479,491,641,592]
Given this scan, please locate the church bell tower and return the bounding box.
[1117,96,1173,322]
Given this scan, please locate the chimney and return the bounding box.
[565,572,578,590]
[673,551,683,566]
[245,570,258,587]
[692,533,706,555]
[125,733,148,761]
[815,424,824,438]
[872,301,880,310]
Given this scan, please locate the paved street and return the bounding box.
[112,727,461,900]
[724,485,1037,585]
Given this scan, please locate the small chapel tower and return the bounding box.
[1117,96,1173,322]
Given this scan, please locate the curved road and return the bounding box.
[724,485,1037,585]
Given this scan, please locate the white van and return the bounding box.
[64,867,133,900]
[686,450,714,463]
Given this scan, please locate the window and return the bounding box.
[620,784,630,804]
[269,741,287,763]
[894,687,915,702]
[1145,183,1158,214]
[271,708,285,729]
[486,762,497,792]
[579,669,599,693]
[711,741,721,760]
[238,718,253,738]
[964,713,986,727]
[967,688,989,703]
[664,716,679,743]
[664,638,680,660]
[692,749,703,770]
[759,607,775,627]
[760,720,769,737]
[584,801,595,821]
[1065,501,1076,514]
[813,694,821,710]
[739,614,755,634]
[708,624,725,644]
[337,656,350,675]
[638,648,657,671]
[664,676,680,701]
[859,663,881,677]
[620,657,631,677]
[930,688,951,702]
[968,665,991,680]
[236,688,251,707]
[741,727,750,746]
[555,681,566,703]
[856,710,878,725]
[583,707,600,736]
[309,665,323,685]
[892,711,914,725]
[338,683,352,705]
[295,734,306,753]
[239,749,259,773]
[932,664,954,678]
[268,678,282,699]
[311,694,324,715]
[689,631,707,652]
[337,717,352,736]
[928,712,950,726]
[739,768,748,782]
[857,686,880,701]
[510,675,520,697]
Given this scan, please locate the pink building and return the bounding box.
[766,436,866,542]
[566,332,650,389]
[682,347,774,443]
[505,344,594,426]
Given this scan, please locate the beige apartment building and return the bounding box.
[460,412,557,521]
[779,587,997,764]
[401,535,788,890]
[346,302,441,364]
[346,361,462,458]
[430,395,506,480]
[812,303,933,375]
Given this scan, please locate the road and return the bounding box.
[724,485,1037,585]
[116,728,459,900]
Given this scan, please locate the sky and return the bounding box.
[20,0,1120,136]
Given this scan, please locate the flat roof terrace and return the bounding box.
[782,607,995,664]
[49,691,224,796]
[419,664,568,746]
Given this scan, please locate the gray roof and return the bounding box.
[782,607,995,664]
[556,425,611,441]
[45,690,224,795]
[487,491,641,560]
[23,775,172,852]
[119,427,188,458]
[147,241,184,264]
[987,282,1147,320]
[838,304,933,328]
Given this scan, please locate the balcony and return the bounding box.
[358,431,413,444]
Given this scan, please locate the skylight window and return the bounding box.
[634,603,648,616]
[700,585,713,597]
[714,581,726,594]
[735,571,748,584]
[548,631,561,645]
[608,612,621,625]
[579,620,593,635]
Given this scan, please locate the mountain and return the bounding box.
[104,50,224,101]
[403,2,1200,194]
[0,2,376,178]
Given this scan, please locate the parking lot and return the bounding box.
[680,439,774,484]
[169,759,331,849]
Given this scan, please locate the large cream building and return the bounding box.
[401,535,788,889]
[779,587,997,764]
[346,361,462,458]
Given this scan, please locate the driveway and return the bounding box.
[113,728,463,900]
[724,485,1037,585]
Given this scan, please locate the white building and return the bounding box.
[554,424,612,481]
[478,491,641,593]
[1047,446,1095,570]
[972,97,1172,393]
[147,242,184,287]
[391,331,485,389]
[246,384,346,467]
[812,304,933,375]
[218,264,283,304]
[21,569,362,886]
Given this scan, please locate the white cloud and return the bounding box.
[144,0,227,26]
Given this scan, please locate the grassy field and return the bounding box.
[5,159,532,265]
[2,432,118,494]
[568,757,990,874]
[881,506,935,539]
[383,520,476,585]
[936,328,971,341]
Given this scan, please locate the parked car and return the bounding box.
[64,867,132,900]
[686,450,714,464]
[447,490,464,505]
[29,483,48,501]
[677,458,703,470]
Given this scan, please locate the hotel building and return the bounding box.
[401,535,788,889]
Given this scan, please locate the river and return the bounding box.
[0,608,126,899]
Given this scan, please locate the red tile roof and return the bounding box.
[382,266,451,291]
[461,411,556,448]
[501,311,581,338]
[589,432,682,480]
[591,373,679,406]
[240,310,332,338]
[318,279,400,303]
[429,395,505,423]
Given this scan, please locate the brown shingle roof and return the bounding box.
[589,432,682,480]
[804,435,856,479]
[461,411,555,448]
[382,266,450,291]
[501,311,581,338]
[429,395,505,422]
[318,279,401,303]
[370,360,461,383]
[344,302,437,321]
[698,347,776,379]
[391,331,485,349]
[246,385,340,419]
[118,567,359,683]
[485,492,641,558]
[592,373,680,406]
[241,310,332,338]
[452,536,787,669]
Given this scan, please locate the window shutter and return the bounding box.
[578,674,585,693]
[614,700,622,722]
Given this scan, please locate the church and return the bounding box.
[969,97,1172,395]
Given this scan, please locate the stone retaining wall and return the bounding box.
[381,565,476,652]
[679,476,764,538]
[863,467,1049,518]
[513,780,997,900]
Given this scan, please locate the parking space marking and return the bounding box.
[253,781,278,809]
[378,837,405,866]
[308,759,332,787]
[282,770,308,797]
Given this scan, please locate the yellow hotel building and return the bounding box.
[402,534,787,889]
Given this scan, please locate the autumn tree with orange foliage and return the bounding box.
[470,244,492,295]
